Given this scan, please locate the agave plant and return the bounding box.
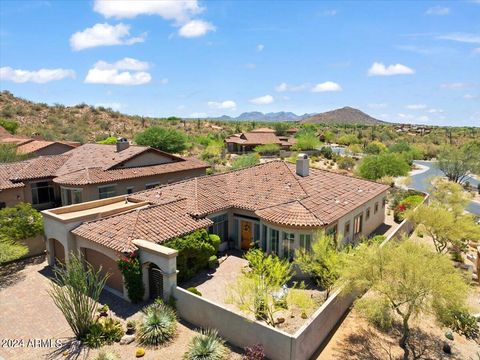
[137,302,177,346]
[184,329,227,360]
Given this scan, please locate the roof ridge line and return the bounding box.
[284,161,310,198]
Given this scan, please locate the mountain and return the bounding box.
[300,107,386,125]
[208,111,316,122]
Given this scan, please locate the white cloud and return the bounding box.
[368,103,387,109]
[250,95,274,105]
[440,82,471,90]
[256,44,264,52]
[84,58,151,85]
[274,82,309,92]
[427,108,444,113]
[425,6,450,16]
[436,33,480,44]
[178,20,215,37]
[405,104,427,110]
[0,66,75,83]
[311,81,342,92]
[70,23,145,51]
[367,62,414,76]
[207,100,236,110]
[463,94,478,100]
[319,9,337,16]
[160,78,169,84]
[93,0,203,23]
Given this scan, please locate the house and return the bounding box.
[42,154,389,301]
[225,127,296,153]
[0,126,78,156]
[0,138,208,209]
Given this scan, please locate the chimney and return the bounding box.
[296,153,309,177]
[116,137,129,152]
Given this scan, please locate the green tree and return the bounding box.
[294,232,341,299]
[437,144,480,183]
[135,126,188,153]
[0,144,31,163]
[357,153,410,180]
[340,240,470,360]
[0,118,19,134]
[292,132,321,151]
[273,122,290,136]
[337,134,360,146]
[231,153,260,170]
[364,140,387,155]
[254,143,280,155]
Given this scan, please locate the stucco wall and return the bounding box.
[18,234,46,258]
[174,287,294,360]
[0,187,26,207]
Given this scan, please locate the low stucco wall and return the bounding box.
[18,234,46,258]
[174,287,294,360]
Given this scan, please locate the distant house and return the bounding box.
[225,127,296,153]
[42,155,388,301]
[0,126,78,156]
[286,127,299,135]
[0,138,208,209]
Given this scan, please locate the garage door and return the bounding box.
[84,248,123,292]
[52,239,65,265]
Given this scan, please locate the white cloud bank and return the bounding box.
[436,33,480,44]
[0,66,75,83]
[405,104,427,110]
[311,81,342,92]
[207,100,236,110]
[93,0,215,38]
[275,82,309,92]
[250,95,274,105]
[70,23,146,51]
[368,62,415,76]
[84,58,151,85]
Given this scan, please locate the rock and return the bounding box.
[120,334,135,345]
[276,317,285,324]
[445,330,454,341]
[442,342,452,354]
[301,312,308,319]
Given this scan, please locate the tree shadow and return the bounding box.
[0,254,45,290]
[47,338,89,360]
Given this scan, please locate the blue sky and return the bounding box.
[0,0,479,126]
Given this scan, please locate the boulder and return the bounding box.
[120,334,135,345]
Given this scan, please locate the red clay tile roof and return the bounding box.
[72,199,213,252]
[0,162,28,190]
[12,155,71,181]
[72,160,389,251]
[16,140,75,155]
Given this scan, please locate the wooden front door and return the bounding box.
[241,220,252,250]
[149,263,163,300]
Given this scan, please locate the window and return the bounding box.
[366,207,371,221]
[382,197,387,208]
[344,221,351,237]
[374,202,379,214]
[233,218,239,244]
[98,185,116,199]
[145,182,160,190]
[208,214,228,243]
[127,186,135,194]
[282,232,295,260]
[31,181,55,205]
[261,224,267,251]
[354,213,363,235]
[254,223,260,246]
[61,187,83,205]
[326,224,338,242]
[299,234,312,252]
[270,229,279,255]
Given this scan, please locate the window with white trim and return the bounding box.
[299,234,312,252]
[282,231,295,259]
[61,187,83,205]
[270,229,279,255]
[208,214,228,243]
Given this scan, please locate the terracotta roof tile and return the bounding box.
[16,140,75,155]
[255,201,324,227]
[0,162,27,190]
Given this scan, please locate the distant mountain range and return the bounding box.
[207,107,386,125]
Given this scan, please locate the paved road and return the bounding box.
[411,160,480,215]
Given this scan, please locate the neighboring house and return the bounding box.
[225,127,296,153]
[42,155,389,301]
[0,126,78,156]
[0,138,208,209]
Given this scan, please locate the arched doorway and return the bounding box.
[148,263,163,300]
[51,239,65,265]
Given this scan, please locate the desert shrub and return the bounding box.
[319,146,333,159]
[337,134,360,146]
[135,126,188,153]
[357,153,410,180]
[0,240,28,264]
[254,143,280,155]
[99,317,124,344]
[97,136,118,145]
[231,154,260,170]
[187,287,202,296]
[184,329,227,360]
[117,251,145,303]
[394,195,424,223]
[243,344,265,360]
[356,297,394,331]
[0,118,19,133]
[208,234,221,252]
[337,156,356,170]
[94,350,120,360]
[83,322,105,348]
[365,140,387,154]
[0,143,31,163]
[292,132,320,151]
[208,255,218,269]
[137,301,177,346]
[165,229,216,282]
[437,307,479,339]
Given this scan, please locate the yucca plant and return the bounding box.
[184,329,227,360]
[137,301,177,346]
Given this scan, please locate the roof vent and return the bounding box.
[296,153,309,177]
[116,137,129,152]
